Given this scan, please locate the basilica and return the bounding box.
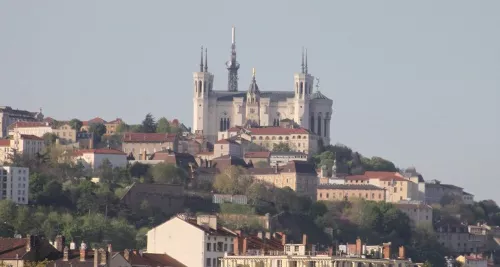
[192,27,333,145]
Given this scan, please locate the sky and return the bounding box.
[0,1,498,202]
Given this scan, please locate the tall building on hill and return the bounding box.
[0,106,43,138]
[192,26,334,144]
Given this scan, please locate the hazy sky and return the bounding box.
[1,1,498,202]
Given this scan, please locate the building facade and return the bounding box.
[394,201,433,228]
[192,27,333,145]
[147,214,236,267]
[122,133,178,159]
[0,106,43,138]
[0,166,29,204]
[317,184,386,202]
[73,148,127,170]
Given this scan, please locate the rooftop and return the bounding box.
[317,184,384,190]
[73,148,126,156]
[228,126,310,135]
[123,132,177,143]
[247,161,316,175]
[244,151,271,158]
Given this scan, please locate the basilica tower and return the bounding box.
[294,48,314,128]
[192,47,214,136]
[245,68,260,126]
[226,26,240,92]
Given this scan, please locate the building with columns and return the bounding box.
[192,26,333,144]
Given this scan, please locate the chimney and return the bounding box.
[302,234,307,245]
[80,244,87,261]
[355,238,362,256]
[55,235,65,252]
[398,246,405,259]
[93,248,98,267]
[70,241,76,250]
[382,243,391,259]
[99,248,107,265]
[124,249,130,261]
[26,235,35,252]
[242,238,248,255]
[63,246,69,261]
[107,244,112,254]
[233,237,241,255]
[328,247,334,256]
[281,233,287,246]
[257,232,263,239]
[265,232,271,240]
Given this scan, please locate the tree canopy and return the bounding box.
[141,113,157,133]
[156,117,171,133]
[69,119,83,131]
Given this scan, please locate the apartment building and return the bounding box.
[394,200,433,227]
[214,139,241,158]
[0,106,43,138]
[0,133,45,163]
[147,214,236,267]
[0,166,29,204]
[7,121,52,137]
[247,161,318,199]
[317,184,386,202]
[52,123,77,144]
[435,223,486,254]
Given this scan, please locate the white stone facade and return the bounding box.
[0,166,29,204]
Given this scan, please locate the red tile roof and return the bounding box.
[123,251,186,267]
[122,133,177,143]
[228,126,310,135]
[73,148,126,156]
[82,117,107,126]
[8,121,49,129]
[0,236,60,261]
[244,151,271,158]
[20,134,43,140]
[0,139,10,147]
[364,171,407,182]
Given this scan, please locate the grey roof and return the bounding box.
[270,151,308,157]
[213,90,294,102]
[310,90,331,100]
[317,184,385,190]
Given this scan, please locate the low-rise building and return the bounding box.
[269,151,308,166]
[73,148,127,170]
[436,223,486,254]
[214,139,241,158]
[456,254,488,267]
[243,151,270,165]
[147,214,236,267]
[80,117,107,132]
[425,180,463,204]
[7,121,52,137]
[111,249,186,267]
[122,132,178,159]
[247,161,318,199]
[0,106,43,138]
[317,184,386,202]
[463,191,475,205]
[104,118,123,135]
[52,123,77,144]
[394,200,433,227]
[0,133,45,163]
[0,166,29,204]
[0,235,60,265]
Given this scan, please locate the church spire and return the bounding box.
[226,25,240,92]
[305,48,309,74]
[301,47,305,73]
[204,48,208,72]
[199,46,204,72]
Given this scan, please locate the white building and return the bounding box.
[270,151,308,166]
[7,121,52,138]
[73,148,127,170]
[0,133,45,163]
[192,26,333,144]
[0,166,29,204]
[0,106,43,138]
[147,214,236,267]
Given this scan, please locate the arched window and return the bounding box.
[219,118,223,131]
[310,114,315,133]
[259,136,263,140]
[198,81,202,93]
[299,82,303,95]
[285,137,289,140]
[272,136,276,140]
[317,114,322,136]
[226,118,230,130]
[278,136,283,140]
[265,136,270,140]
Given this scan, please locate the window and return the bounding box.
[394,187,397,193]
[213,258,216,267]
[206,243,211,251]
[206,258,211,267]
[294,246,299,251]
[224,244,227,251]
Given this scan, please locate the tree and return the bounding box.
[272,142,292,152]
[213,166,253,195]
[361,156,397,172]
[156,117,171,133]
[149,163,187,185]
[42,133,58,146]
[115,122,129,133]
[141,113,157,133]
[69,119,83,131]
[88,123,107,143]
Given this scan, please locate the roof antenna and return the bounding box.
[315,77,320,91]
[301,47,305,73]
[199,46,204,72]
[204,47,208,72]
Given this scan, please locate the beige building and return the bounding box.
[214,139,241,158]
[317,184,386,202]
[0,133,45,163]
[7,121,52,137]
[222,126,320,155]
[53,123,77,144]
[104,118,123,135]
[147,214,236,267]
[122,132,178,159]
[247,161,318,199]
[394,201,432,227]
[80,117,107,132]
[120,182,185,215]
